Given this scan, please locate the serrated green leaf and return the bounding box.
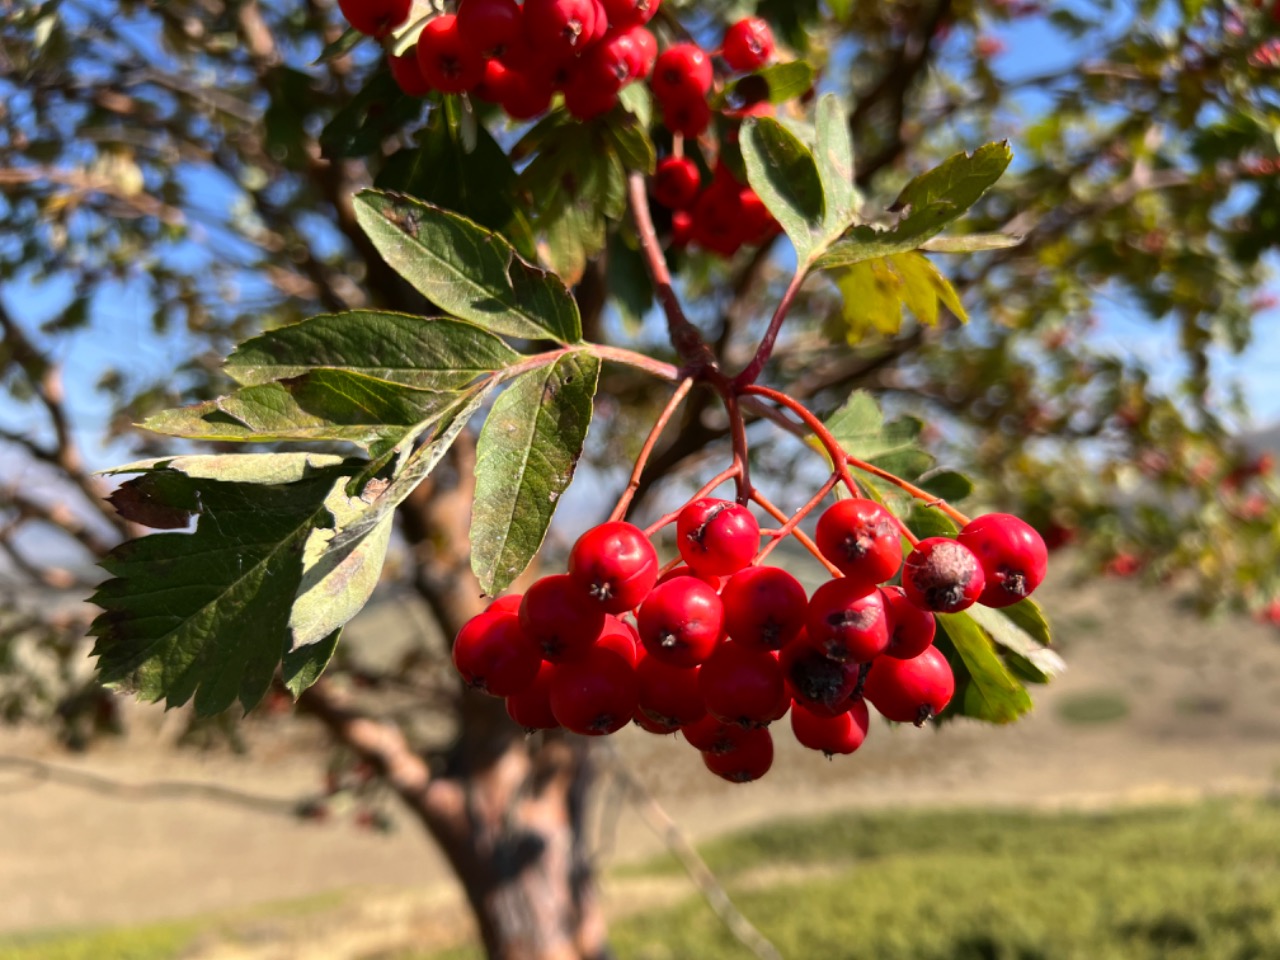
[965,603,1066,681]
[814,94,858,240]
[937,612,1034,724]
[829,251,967,344]
[319,69,423,160]
[313,26,363,64]
[741,117,825,260]
[918,469,974,502]
[750,61,816,104]
[101,453,346,484]
[226,312,518,391]
[283,629,341,699]
[471,350,600,595]
[607,233,654,333]
[353,190,582,343]
[999,597,1054,647]
[90,467,354,716]
[618,82,652,128]
[605,109,657,175]
[906,504,960,540]
[920,233,1023,253]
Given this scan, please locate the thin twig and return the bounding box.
[612,377,696,522]
[754,472,840,566]
[750,488,842,577]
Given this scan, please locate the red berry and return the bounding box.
[453,611,541,696]
[652,156,702,210]
[587,0,610,44]
[699,640,785,727]
[338,0,410,37]
[790,700,869,756]
[651,43,713,100]
[683,714,749,753]
[655,564,721,591]
[690,177,744,256]
[637,576,724,667]
[736,185,777,246]
[568,522,658,614]
[519,575,606,661]
[676,498,759,577]
[722,17,775,72]
[670,210,694,248]
[880,585,937,659]
[805,579,890,663]
[637,653,706,728]
[506,661,559,730]
[473,58,508,101]
[524,0,599,60]
[701,727,773,782]
[597,615,641,667]
[584,29,643,89]
[564,74,619,119]
[489,63,555,119]
[660,91,712,137]
[625,26,658,77]
[815,498,903,590]
[901,537,986,613]
[721,565,807,651]
[487,593,524,614]
[957,513,1048,608]
[779,637,863,717]
[549,647,638,735]
[416,15,486,94]
[601,0,660,29]
[389,50,432,96]
[864,646,955,725]
[456,0,522,58]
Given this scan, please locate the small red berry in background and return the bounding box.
[652,156,702,210]
[524,0,600,60]
[339,0,411,38]
[453,611,541,696]
[456,0,523,58]
[637,575,724,667]
[568,521,658,613]
[701,726,773,782]
[880,585,937,660]
[519,574,606,661]
[956,513,1048,608]
[815,498,903,591]
[601,0,661,29]
[721,565,808,651]
[550,646,638,735]
[805,579,890,663]
[722,17,775,72]
[416,15,486,94]
[791,699,869,756]
[505,661,559,730]
[901,537,986,613]
[650,43,714,100]
[676,498,760,577]
[389,50,432,97]
[864,646,955,725]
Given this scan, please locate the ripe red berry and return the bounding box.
[690,177,744,256]
[957,513,1049,608]
[634,711,681,735]
[805,579,890,663]
[901,537,986,613]
[487,62,555,119]
[701,727,773,782]
[790,700,870,756]
[637,576,724,667]
[676,498,760,577]
[660,91,713,137]
[637,653,706,728]
[651,43,714,100]
[601,0,660,28]
[670,210,695,248]
[338,0,410,37]
[389,50,432,96]
[721,565,807,651]
[626,26,658,77]
[683,714,749,753]
[549,647,638,735]
[597,615,641,667]
[656,564,721,590]
[453,611,541,696]
[564,75,619,120]
[505,660,558,730]
[735,185,777,246]
[699,640,785,727]
[722,17,775,72]
[524,0,599,60]
[815,498,903,590]
[416,15,486,94]
[487,594,524,614]
[568,521,658,614]
[575,31,638,94]
[519,574,606,661]
[456,0,522,58]
[779,637,863,717]
[880,585,937,659]
[652,156,702,210]
[864,646,955,725]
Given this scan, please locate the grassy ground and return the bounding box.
[7,799,1280,960]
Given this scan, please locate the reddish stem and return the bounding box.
[723,391,752,506]
[610,377,696,523]
[732,267,807,388]
[590,344,681,382]
[750,488,843,578]
[845,455,972,528]
[754,472,840,566]
[739,384,859,497]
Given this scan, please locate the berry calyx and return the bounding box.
[506,661,558,730]
[652,156,702,211]
[880,585,937,659]
[524,0,599,59]
[901,537,986,613]
[676,498,760,577]
[456,0,522,58]
[721,565,808,651]
[722,17,775,72]
[453,611,541,696]
[549,646,638,735]
[519,575,607,661]
[701,727,773,782]
[600,0,660,29]
[699,640,785,727]
[568,521,659,613]
[957,513,1049,608]
[815,498,903,590]
[790,700,870,756]
[637,575,724,667]
[416,15,486,94]
[863,646,955,725]
[805,579,890,663]
[338,0,411,38]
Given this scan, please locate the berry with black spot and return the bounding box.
[880,585,937,659]
[779,637,863,717]
[790,699,870,756]
[676,497,759,577]
[805,578,890,663]
[901,537,986,613]
[815,498,903,591]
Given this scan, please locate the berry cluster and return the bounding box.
[453,496,1048,784]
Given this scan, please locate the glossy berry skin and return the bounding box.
[506,661,558,730]
[656,564,722,591]
[576,31,637,94]
[676,498,760,577]
[634,711,681,735]
[637,653,706,728]
[683,715,748,753]
[601,0,660,28]
[564,75,619,120]
[488,594,524,614]
[597,615,641,666]
[519,575,606,662]
[626,26,658,77]
[416,16,486,94]
[805,579,890,663]
[339,0,410,37]
[791,700,870,756]
[957,513,1049,608]
[779,638,862,717]
[880,585,937,659]
[568,522,658,614]
[661,92,713,138]
[902,537,986,614]
[722,17,775,72]
[690,178,744,256]
[486,62,555,119]
[701,727,773,782]
[524,0,599,60]
[699,640,785,728]
[389,50,432,97]
[637,576,724,667]
[721,565,807,651]
[815,498,903,591]
[456,0,522,57]
[651,43,714,99]
[652,156,702,210]
[453,611,541,696]
[549,647,638,735]
[864,645,955,725]
[670,210,694,248]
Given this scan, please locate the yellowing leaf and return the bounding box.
[830,252,969,345]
